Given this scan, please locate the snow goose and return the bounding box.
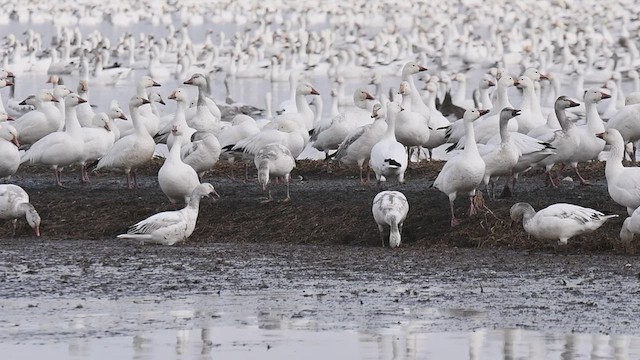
[600,80,619,120]
[395,81,430,154]
[513,76,546,134]
[255,143,296,202]
[421,81,450,156]
[218,114,260,161]
[272,82,319,134]
[370,102,408,185]
[475,77,495,110]
[400,62,429,114]
[372,190,409,248]
[510,202,617,245]
[0,121,20,179]
[181,131,221,177]
[75,79,95,127]
[13,90,61,145]
[478,108,522,199]
[79,113,116,183]
[5,76,33,118]
[606,102,640,158]
[0,184,40,237]
[20,93,86,186]
[569,89,610,184]
[310,88,375,157]
[95,96,155,189]
[334,103,388,183]
[434,109,489,227]
[183,73,221,135]
[118,76,161,138]
[596,129,640,215]
[620,206,640,243]
[474,74,518,144]
[117,183,219,245]
[158,123,201,205]
[533,96,581,187]
[230,119,306,159]
[163,88,197,149]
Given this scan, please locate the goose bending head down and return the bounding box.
[372,190,409,248]
[117,183,219,245]
[254,143,296,203]
[0,184,41,237]
[510,202,617,245]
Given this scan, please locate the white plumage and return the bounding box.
[372,190,409,248]
[434,109,488,227]
[0,120,20,180]
[369,102,408,185]
[0,184,40,237]
[158,123,201,205]
[510,202,617,245]
[254,143,296,202]
[597,128,640,215]
[117,183,219,245]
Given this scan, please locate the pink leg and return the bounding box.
[450,200,459,227]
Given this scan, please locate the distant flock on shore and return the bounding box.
[0,0,639,247]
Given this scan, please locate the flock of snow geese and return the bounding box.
[0,0,640,247]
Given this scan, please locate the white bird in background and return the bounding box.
[117,183,219,245]
[0,184,41,237]
[255,143,296,202]
[620,206,640,243]
[597,128,640,215]
[0,120,20,180]
[372,190,409,248]
[510,202,617,245]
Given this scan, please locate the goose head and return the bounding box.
[24,203,41,237]
[509,202,535,227]
[500,107,521,122]
[47,74,61,86]
[498,74,516,88]
[386,101,403,119]
[583,88,611,104]
[480,77,495,89]
[130,95,151,108]
[108,103,127,121]
[0,78,13,88]
[463,108,490,122]
[0,112,12,121]
[139,75,161,88]
[371,103,383,119]
[168,88,188,102]
[522,67,548,81]
[64,93,87,107]
[77,79,89,94]
[354,88,375,102]
[0,122,19,147]
[183,73,207,87]
[93,113,111,131]
[53,85,72,101]
[402,62,427,77]
[193,182,220,201]
[296,83,319,96]
[148,90,165,105]
[398,81,411,95]
[514,76,533,89]
[555,96,580,110]
[0,69,14,79]
[595,128,623,145]
[171,122,184,136]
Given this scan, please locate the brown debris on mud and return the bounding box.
[3,159,636,254]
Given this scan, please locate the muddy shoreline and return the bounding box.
[3,159,634,254]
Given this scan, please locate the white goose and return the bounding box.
[20,93,86,186]
[569,89,610,184]
[434,109,488,227]
[510,202,617,245]
[334,103,388,183]
[533,96,581,186]
[478,108,522,198]
[181,131,221,177]
[158,123,201,205]
[395,81,431,152]
[79,113,116,183]
[117,183,219,245]
[183,73,221,135]
[95,96,155,189]
[118,76,161,138]
[597,129,640,215]
[13,90,61,145]
[0,184,40,237]
[255,143,296,202]
[310,88,375,156]
[0,120,20,179]
[620,206,640,243]
[370,102,408,185]
[372,190,409,248]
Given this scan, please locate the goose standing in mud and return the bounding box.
[372,190,409,248]
[0,184,40,237]
[254,143,296,202]
[510,202,617,245]
[369,102,408,186]
[434,109,488,227]
[118,183,219,246]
